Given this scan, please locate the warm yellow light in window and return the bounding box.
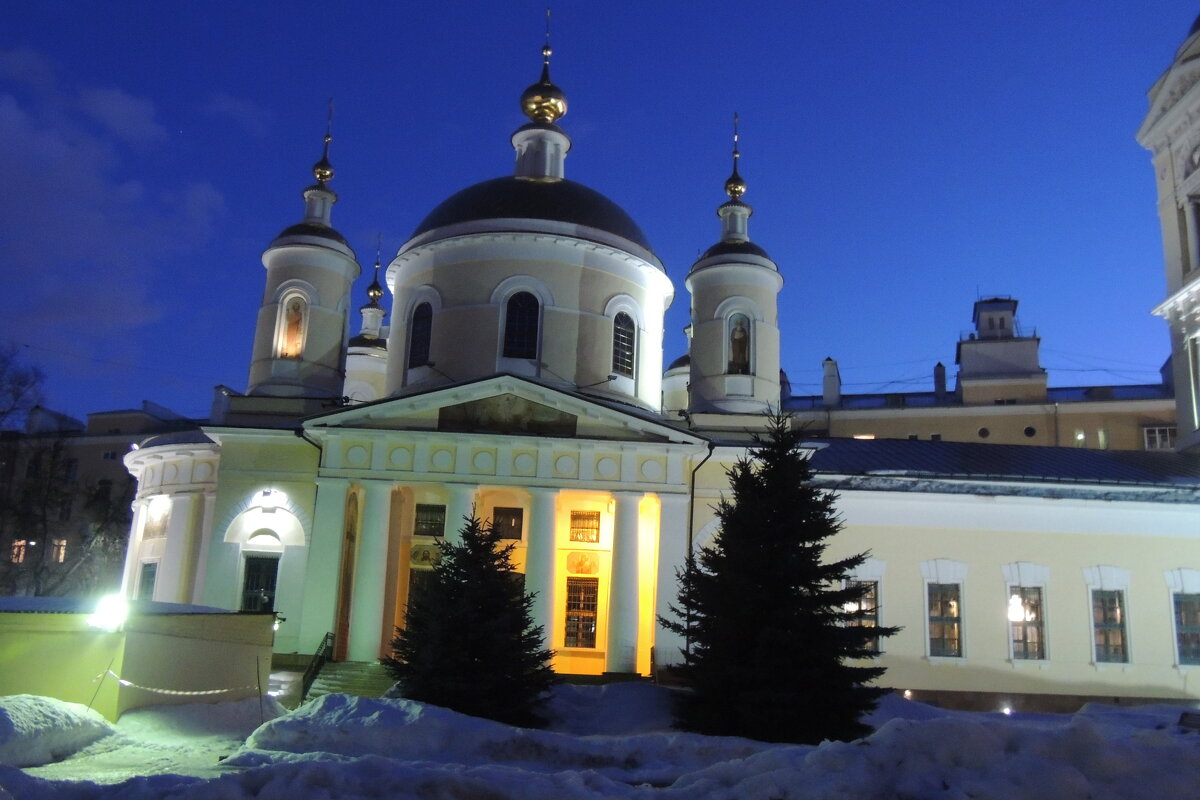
[853,434,875,440]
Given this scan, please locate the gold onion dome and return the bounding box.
[725,163,747,200]
[313,132,334,185]
[521,45,567,124]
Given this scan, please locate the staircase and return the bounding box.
[304,661,396,702]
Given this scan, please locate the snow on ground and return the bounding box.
[2,687,1200,799]
[0,696,112,769]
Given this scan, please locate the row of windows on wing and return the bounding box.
[405,292,638,378]
[845,579,1200,666]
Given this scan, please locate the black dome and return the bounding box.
[411,176,654,254]
[699,239,770,260]
[274,222,349,247]
[667,353,690,370]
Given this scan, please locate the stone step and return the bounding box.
[305,660,395,701]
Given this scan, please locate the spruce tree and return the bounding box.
[384,514,557,727]
[663,414,897,743]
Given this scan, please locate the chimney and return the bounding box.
[934,361,947,401]
[822,358,841,408]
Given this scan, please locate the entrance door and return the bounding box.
[242,556,279,612]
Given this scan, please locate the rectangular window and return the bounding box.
[492,507,523,539]
[50,539,67,564]
[928,583,962,657]
[10,540,26,564]
[58,497,72,522]
[414,504,447,537]
[564,577,598,648]
[1144,426,1177,451]
[846,580,880,653]
[569,510,601,543]
[138,561,157,600]
[1176,593,1200,666]
[1092,589,1128,663]
[241,555,279,612]
[1008,586,1045,660]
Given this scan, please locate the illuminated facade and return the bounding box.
[117,33,1200,709]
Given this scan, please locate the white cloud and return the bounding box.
[0,48,225,382]
[78,86,168,144]
[201,92,272,138]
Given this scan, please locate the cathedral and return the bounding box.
[119,28,1200,710]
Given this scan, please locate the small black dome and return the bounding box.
[667,353,691,371]
[274,222,349,247]
[699,239,770,261]
[1191,12,1200,36]
[411,176,654,255]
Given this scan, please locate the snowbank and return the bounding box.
[0,695,112,768]
[5,687,1200,799]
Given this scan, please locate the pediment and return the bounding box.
[1138,59,1200,145]
[304,375,703,445]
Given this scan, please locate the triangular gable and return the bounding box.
[1138,57,1200,144]
[304,375,706,445]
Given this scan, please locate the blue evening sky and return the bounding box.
[1,2,1196,422]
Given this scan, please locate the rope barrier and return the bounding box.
[93,670,257,697]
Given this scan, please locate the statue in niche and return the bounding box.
[281,297,306,358]
[728,314,750,374]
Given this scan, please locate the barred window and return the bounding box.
[414,504,447,537]
[928,583,962,657]
[611,312,635,377]
[1008,586,1045,660]
[1092,589,1128,663]
[1176,593,1200,665]
[569,510,601,543]
[493,507,523,540]
[408,302,433,368]
[565,576,598,648]
[503,292,539,359]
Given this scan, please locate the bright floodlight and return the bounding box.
[88,594,128,631]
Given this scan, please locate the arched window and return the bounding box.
[612,312,635,377]
[408,302,432,368]
[503,292,540,359]
[728,313,751,375]
[276,294,308,359]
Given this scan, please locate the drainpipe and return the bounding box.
[685,440,716,659]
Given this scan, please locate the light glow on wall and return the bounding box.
[87,594,128,632]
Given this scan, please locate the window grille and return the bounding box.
[503,292,539,359]
[565,577,598,648]
[611,313,635,376]
[569,510,600,543]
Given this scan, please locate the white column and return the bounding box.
[190,492,217,605]
[120,500,147,597]
[348,481,392,662]
[655,493,690,669]
[606,491,641,673]
[525,488,559,649]
[444,484,477,544]
[298,477,348,654]
[157,493,197,603]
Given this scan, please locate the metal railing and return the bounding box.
[300,631,335,702]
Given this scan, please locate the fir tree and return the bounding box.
[663,413,897,743]
[384,514,557,726]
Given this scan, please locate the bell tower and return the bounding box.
[247,117,361,398]
[685,116,783,414]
